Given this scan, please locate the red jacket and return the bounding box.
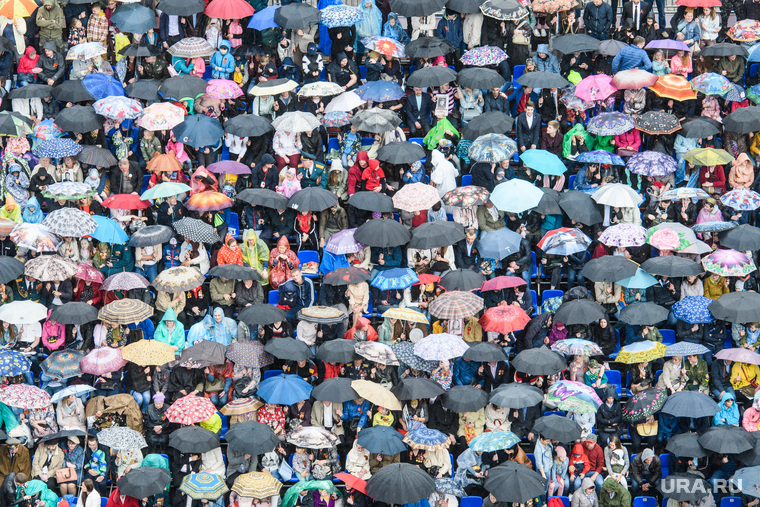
[107,489,139,507]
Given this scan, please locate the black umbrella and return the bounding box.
[50,302,99,325]
[0,112,32,137]
[698,425,754,454]
[658,475,711,502]
[77,146,117,168]
[110,3,155,34]
[458,68,505,90]
[709,291,760,323]
[157,0,205,15]
[264,337,312,361]
[485,462,548,503]
[599,39,627,56]
[446,0,484,14]
[237,188,289,209]
[725,106,760,135]
[641,256,703,278]
[463,342,508,362]
[119,43,161,57]
[512,346,567,375]
[347,191,396,212]
[666,433,707,458]
[0,257,24,284]
[552,34,601,54]
[739,432,760,465]
[553,299,607,326]
[322,267,372,286]
[462,112,515,140]
[358,426,407,454]
[439,269,485,291]
[408,220,466,249]
[559,190,603,225]
[38,429,85,443]
[352,109,401,134]
[173,217,221,244]
[408,66,458,88]
[376,142,425,165]
[168,426,220,453]
[479,0,529,19]
[54,106,104,133]
[312,377,359,402]
[233,45,269,57]
[700,42,748,57]
[0,37,14,52]
[355,218,411,247]
[315,341,356,364]
[517,71,571,89]
[535,188,562,215]
[125,79,162,102]
[8,84,53,99]
[128,225,175,248]
[389,0,447,15]
[208,264,262,281]
[618,302,670,325]
[52,80,95,103]
[405,37,456,59]
[489,383,544,408]
[180,340,227,368]
[442,385,489,413]
[288,187,339,212]
[679,116,723,139]
[225,420,280,455]
[366,463,436,505]
[159,75,208,100]
[274,3,321,28]
[392,378,445,400]
[661,391,720,419]
[239,304,287,326]
[719,224,760,251]
[225,114,273,138]
[532,415,582,443]
[580,256,638,282]
[118,467,172,498]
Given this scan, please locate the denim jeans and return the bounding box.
[573,471,604,492]
[208,377,233,406]
[131,389,151,411]
[567,268,584,288]
[135,264,157,283]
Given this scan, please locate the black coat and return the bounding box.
[110,162,142,195]
[428,400,458,437]
[596,398,622,433]
[404,93,434,127]
[516,112,541,151]
[454,238,481,272]
[478,361,510,391]
[621,1,652,32]
[251,161,279,191]
[470,162,496,192]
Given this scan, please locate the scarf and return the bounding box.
[296,213,312,234]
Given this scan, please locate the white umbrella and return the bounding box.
[0,301,48,325]
[490,179,544,213]
[591,183,643,208]
[325,91,366,113]
[66,42,107,60]
[297,82,344,97]
[271,112,321,133]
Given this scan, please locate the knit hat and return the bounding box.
[555,446,567,459]
[153,392,165,403]
[641,448,655,462]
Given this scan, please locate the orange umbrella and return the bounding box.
[146,152,182,173]
[185,191,234,211]
[479,305,531,335]
[0,0,36,19]
[650,74,697,101]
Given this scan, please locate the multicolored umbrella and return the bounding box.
[576,150,625,166]
[691,72,732,96]
[560,86,594,111]
[232,472,282,499]
[381,307,429,324]
[42,208,97,238]
[97,426,147,450]
[428,291,484,320]
[650,74,697,101]
[532,0,577,12]
[355,342,399,366]
[627,151,677,176]
[610,69,659,89]
[226,340,273,368]
[180,473,229,501]
[392,182,440,212]
[371,268,419,291]
[729,19,760,41]
[32,138,83,159]
[185,191,235,211]
[551,339,603,356]
[636,111,682,135]
[615,340,667,364]
[390,342,438,372]
[646,223,695,251]
[98,299,154,325]
[320,4,363,27]
[41,181,95,200]
[23,255,77,281]
[166,395,217,425]
[575,74,617,102]
[660,188,711,201]
[599,223,647,247]
[361,36,405,57]
[469,134,517,163]
[322,111,352,127]
[442,186,490,207]
[122,339,177,366]
[403,428,449,451]
[460,46,508,66]
[721,188,760,210]
[702,249,757,276]
[537,227,591,255]
[0,0,37,20]
[435,478,466,498]
[80,347,127,376]
[93,96,143,120]
[206,79,244,100]
[665,341,711,357]
[413,333,470,361]
[547,380,603,413]
[41,349,84,379]
[479,305,532,334]
[0,384,50,409]
[354,81,405,103]
[520,149,566,176]
[622,387,668,421]
[138,102,185,130]
[0,349,30,377]
[468,431,520,452]
[587,112,635,136]
[10,223,62,253]
[33,120,63,140]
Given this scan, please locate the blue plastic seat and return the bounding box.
[568,174,576,190]
[542,289,564,305]
[660,454,670,478]
[359,65,367,81]
[141,174,151,194]
[661,329,676,345]
[607,369,623,397]
[409,137,424,146]
[544,410,565,417]
[297,250,320,278]
[721,498,741,507]
[525,452,536,468]
[634,497,657,507]
[461,174,472,186]
[268,289,279,305]
[461,498,483,507]
[263,370,283,381]
[530,289,538,316]
[228,212,240,239]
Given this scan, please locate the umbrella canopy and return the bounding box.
[537,227,591,255]
[89,215,129,244]
[119,468,172,499]
[238,304,287,327]
[512,346,566,376]
[128,225,174,248]
[168,426,220,454]
[138,103,186,130]
[224,114,273,138]
[460,46,508,66]
[358,426,406,454]
[476,226,522,260]
[125,79,161,102]
[168,37,215,57]
[645,38,690,51]
[619,302,670,325]
[699,425,754,454]
[671,296,715,324]
[298,82,345,98]
[484,463,548,503]
[298,306,348,325]
[288,187,339,212]
[154,266,204,293]
[666,432,707,458]
[553,299,607,325]
[463,342,509,362]
[409,221,466,250]
[42,208,97,238]
[185,191,234,212]
[391,342,438,372]
[287,426,341,449]
[109,3,155,33]
[716,347,760,365]
[225,340,273,368]
[322,267,372,287]
[591,182,642,208]
[98,299,153,325]
[615,340,667,364]
[622,387,668,422]
[264,337,312,362]
[691,72,733,96]
[404,428,449,452]
[725,106,760,134]
[122,340,177,367]
[272,111,321,133]
[166,395,217,425]
[23,255,77,282]
[352,379,402,410]
[258,374,312,405]
[516,71,570,89]
[559,191,603,225]
[469,134,517,164]
[97,426,147,450]
[552,33,600,53]
[628,151,678,177]
[599,224,647,247]
[102,194,150,210]
[237,188,289,209]
[680,116,723,138]
[77,145,118,168]
[469,431,520,452]
[611,69,659,89]
[311,377,358,402]
[546,380,602,414]
[41,350,84,379]
[81,74,124,100]
[458,68,506,90]
[225,421,279,455]
[180,473,229,501]
[552,339,603,357]
[684,147,735,166]
[414,333,469,361]
[575,74,617,101]
[721,188,760,210]
[232,472,282,499]
[8,84,53,100]
[354,81,405,103]
[520,149,565,176]
[720,223,760,250]
[325,91,366,113]
[173,116,224,149]
[347,191,395,213]
[249,78,298,97]
[491,179,544,213]
[587,112,635,136]
[532,415,582,443]
[366,463,435,504]
[0,350,29,378]
[389,0,447,15]
[0,384,50,409]
[371,268,419,291]
[10,224,61,254]
[442,186,491,208]
[439,269,484,292]
[159,75,208,101]
[354,218,411,247]
[479,305,531,334]
[702,249,756,276]
[52,80,95,102]
[443,385,489,413]
[428,291,484,320]
[275,2,321,28]
[100,272,149,292]
[405,36,456,59]
[641,256,703,277]
[0,257,22,285]
[179,341,227,369]
[391,378,444,401]
[355,341,399,366]
[729,19,760,41]
[49,302,99,325]
[636,111,682,136]
[489,383,544,408]
[407,66,458,88]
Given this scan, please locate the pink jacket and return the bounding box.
[614,129,641,153]
[167,138,189,164]
[190,57,205,78]
[743,406,760,432]
[42,310,65,351]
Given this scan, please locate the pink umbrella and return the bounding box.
[575,74,617,102]
[481,276,527,292]
[206,79,244,100]
[611,69,659,90]
[80,347,127,376]
[716,347,760,365]
[75,262,105,284]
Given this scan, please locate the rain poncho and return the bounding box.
[0,195,21,223]
[713,391,739,426]
[430,149,459,198]
[20,479,58,507]
[154,307,186,354]
[282,481,339,507]
[195,307,238,346]
[356,0,382,52]
[217,234,244,265]
[5,164,29,209]
[22,196,43,223]
[382,13,410,43]
[423,118,459,150]
[241,229,269,282]
[563,124,596,159]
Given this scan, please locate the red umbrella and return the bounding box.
[335,473,368,494]
[479,305,532,334]
[102,194,151,210]
[204,0,254,19]
[412,274,441,286]
[166,395,218,425]
[481,276,527,292]
[75,262,105,283]
[185,191,235,211]
[675,0,720,5]
[611,69,659,90]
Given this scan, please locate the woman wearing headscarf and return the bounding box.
[356,0,382,59]
[345,440,372,479]
[268,236,300,289]
[22,196,43,223]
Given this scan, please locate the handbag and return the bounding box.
[56,467,77,484]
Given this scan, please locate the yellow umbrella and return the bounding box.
[381,307,429,324]
[231,472,282,498]
[351,379,402,410]
[121,339,176,366]
[0,0,36,19]
[615,340,667,364]
[683,148,735,167]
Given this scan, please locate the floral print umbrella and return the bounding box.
[576,150,625,166]
[468,431,520,452]
[33,120,63,140]
[587,112,635,136]
[646,224,695,251]
[599,223,647,247]
[729,19,760,41]
[93,96,143,120]
[0,384,50,410]
[11,224,62,253]
[0,349,30,377]
[615,340,667,364]
[551,339,603,356]
[206,79,244,100]
[392,182,441,212]
[361,36,406,57]
[442,186,490,207]
[355,341,399,366]
[43,208,97,238]
[166,395,217,425]
[469,133,517,163]
[41,349,84,379]
[560,86,594,112]
[622,387,668,421]
[404,428,450,451]
[321,111,352,127]
[97,426,148,450]
[721,188,760,210]
[138,102,185,131]
[531,0,577,12]
[80,347,128,376]
[23,254,77,281]
[575,74,617,102]
[660,188,711,201]
[460,46,509,66]
[702,249,757,277]
[691,72,732,96]
[636,111,682,135]
[547,380,603,413]
[414,333,470,361]
[390,342,438,372]
[627,151,678,176]
[41,181,95,200]
[32,138,83,159]
[665,341,711,356]
[320,4,363,27]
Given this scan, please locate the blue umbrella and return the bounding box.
[403,427,448,450]
[173,115,224,149]
[31,138,83,159]
[320,4,363,28]
[0,350,30,377]
[257,374,313,405]
[477,227,522,260]
[248,5,279,30]
[355,81,405,103]
[357,426,406,454]
[520,149,566,176]
[617,268,658,289]
[90,216,129,244]
[109,3,157,34]
[665,341,710,357]
[371,268,419,290]
[576,150,625,166]
[435,479,466,497]
[469,431,520,452]
[692,220,738,233]
[82,74,125,101]
[672,296,715,324]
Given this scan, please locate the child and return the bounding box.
[79,238,93,263]
[364,51,383,82]
[84,168,102,203]
[652,50,670,76]
[292,447,312,481]
[671,50,692,77]
[548,446,569,496]
[340,124,361,169]
[372,406,395,426]
[277,168,301,198]
[67,18,87,47]
[16,47,38,87]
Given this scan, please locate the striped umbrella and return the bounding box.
[80,347,127,376]
[98,299,154,325]
[232,472,282,499]
[381,307,429,324]
[180,473,229,500]
[428,291,484,320]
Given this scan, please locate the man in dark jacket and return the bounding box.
[157,195,185,226]
[454,228,481,272]
[260,208,296,245]
[35,42,64,86]
[477,360,509,391]
[595,387,622,446]
[278,269,315,324]
[40,279,73,307]
[470,162,496,192]
[631,449,661,497]
[710,358,734,400]
[404,87,434,136]
[159,12,185,47]
[250,153,278,191]
[516,102,541,153]
[110,159,142,195]
[509,403,540,440]
[483,88,510,114]
[583,0,613,39]
[647,276,679,311]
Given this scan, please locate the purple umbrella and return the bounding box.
[645,39,690,51]
[627,151,677,177]
[207,161,251,175]
[101,272,150,292]
[325,228,367,255]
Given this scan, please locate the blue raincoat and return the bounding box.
[713,391,740,426]
[22,196,43,223]
[356,0,382,54]
[382,13,410,43]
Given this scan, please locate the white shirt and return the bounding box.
[167,15,180,36]
[526,113,534,129]
[323,402,334,428]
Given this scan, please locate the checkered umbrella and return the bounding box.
[428,291,484,320]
